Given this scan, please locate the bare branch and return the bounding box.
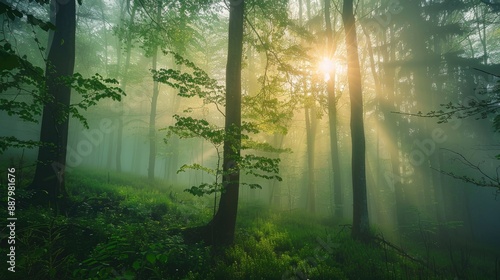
[431,148,500,192]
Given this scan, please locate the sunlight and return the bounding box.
[318,57,334,82]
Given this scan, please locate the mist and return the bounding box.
[1,0,500,279]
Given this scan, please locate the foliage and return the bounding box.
[61,73,125,129]
[406,76,500,124]
[404,73,500,192]
[0,2,54,32]
[153,51,225,107]
[155,51,284,198]
[0,40,47,122]
[167,115,224,144]
[0,1,125,154]
[4,168,497,279]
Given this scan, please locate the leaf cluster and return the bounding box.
[60,73,125,128]
[0,60,47,123]
[0,136,46,154]
[0,2,55,31]
[154,51,225,106]
[167,116,283,196]
[399,78,500,127]
[154,49,284,197]
[240,154,282,182]
[1,14,125,154]
[166,115,224,146]
[184,181,223,197]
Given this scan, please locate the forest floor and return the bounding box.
[2,167,499,279]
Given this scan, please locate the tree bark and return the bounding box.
[31,0,76,212]
[342,0,370,240]
[148,3,161,181]
[116,4,136,173]
[305,105,317,213]
[148,52,159,181]
[380,27,406,232]
[303,0,316,214]
[206,0,244,246]
[325,0,343,219]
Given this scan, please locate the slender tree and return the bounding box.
[206,0,244,245]
[148,1,161,181]
[30,0,76,211]
[305,102,317,213]
[324,0,343,219]
[301,0,317,214]
[115,2,137,173]
[342,0,370,240]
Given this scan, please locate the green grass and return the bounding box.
[4,168,499,279]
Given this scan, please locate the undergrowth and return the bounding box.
[1,168,498,279]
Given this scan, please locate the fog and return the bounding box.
[1,0,500,279]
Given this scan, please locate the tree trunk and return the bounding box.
[342,0,370,240]
[302,0,316,214]
[116,4,136,173]
[305,105,317,213]
[324,0,343,219]
[30,0,76,212]
[206,0,244,246]
[148,53,159,180]
[148,3,161,181]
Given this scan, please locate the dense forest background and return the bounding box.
[1,0,500,279]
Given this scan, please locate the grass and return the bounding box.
[2,167,499,279]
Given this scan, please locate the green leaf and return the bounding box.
[0,50,20,70]
[146,253,156,264]
[132,260,141,270]
[157,254,168,263]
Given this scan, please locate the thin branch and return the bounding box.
[472,67,500,78]
[431,148,500,191]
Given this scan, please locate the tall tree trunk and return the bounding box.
[30,0,76,212]
[148,3,161,181]
[148,52,159,180]
[99,0,109,76]
[324,0,343,219]
[342,0,369,240]
[116,4,136,173]
[382,28,405,232]
[303,0,316,214]
[305,105,317,213]
[206,0,244,246]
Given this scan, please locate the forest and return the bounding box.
[1,0,500,279]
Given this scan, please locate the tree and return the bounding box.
[206,0,245,246]
[300,0,318,214]
[0,2,54,153]
[148,2,161,181]
[155,0,283,245]
[324,0,343,219]
[409,70,500,193]
[114,1,137,173]
[342,0,370,240]
[30,0,76,211]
